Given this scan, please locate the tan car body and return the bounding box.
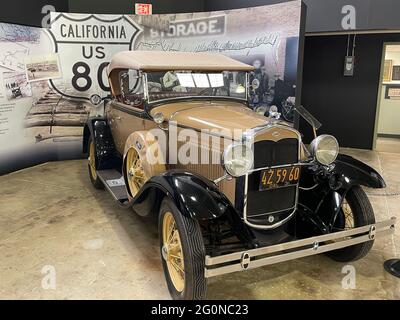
[106,99,300,203]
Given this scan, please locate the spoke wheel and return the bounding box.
[159,198,207,300]
[326,186,375,262]
[162,212,185,292]
[126,148,148,197]
[342,199,355,230]
[87,137,103,189]
[89,140,97,180]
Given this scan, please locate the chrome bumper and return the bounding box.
[205,217,396,278]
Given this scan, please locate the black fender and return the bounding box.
[332,153,386,189]
[320,154,384,231]
[83,117,118,170]
[131,170,255,245]
[297,154,385,235]
[132,170,231,220]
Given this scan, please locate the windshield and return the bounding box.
[295,105,322,130]
[145,70,248,103]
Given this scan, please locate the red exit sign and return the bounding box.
[135,3,152,15]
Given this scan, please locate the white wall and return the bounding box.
[377,50,400,136]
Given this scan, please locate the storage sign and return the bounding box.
[147,15,226,38]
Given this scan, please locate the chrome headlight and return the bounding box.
[310,134,339,166]
[223,144,254,177]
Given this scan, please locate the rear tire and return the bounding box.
[326,186,375,262]
[87,136,103,190]
[158,197,207,300]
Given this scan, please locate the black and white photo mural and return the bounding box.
[0,0,304,174]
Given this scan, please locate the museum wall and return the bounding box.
[301,33,400,149]
[206,0,400,33]
[0,0,206,28]
[0,1,304,175]
[69,0,205,14]
[378,85,400,136]
[378,49,400,136]
[0,0,68,27]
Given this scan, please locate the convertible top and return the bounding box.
[107,51,254,75]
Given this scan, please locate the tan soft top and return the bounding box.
[107,51,254,75]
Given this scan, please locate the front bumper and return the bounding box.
[205,217,396,278]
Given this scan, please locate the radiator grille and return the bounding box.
[246,138,299,217]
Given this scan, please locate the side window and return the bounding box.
[119,69,144,109]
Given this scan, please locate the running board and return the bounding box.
[97,169,130,206]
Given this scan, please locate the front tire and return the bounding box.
[158,197,207,300]
[326,186,375,262]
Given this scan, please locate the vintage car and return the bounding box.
[83,51,396,300]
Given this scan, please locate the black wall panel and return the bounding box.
[301,34,400,149]
[0,0,68,27]
[68,0,205,14]
[0,0,205,27]
[206,0,400,33]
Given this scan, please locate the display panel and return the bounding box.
[0,0,304,175]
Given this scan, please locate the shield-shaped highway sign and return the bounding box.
[48,13,142,100]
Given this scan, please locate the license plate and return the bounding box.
[259,166,300,190]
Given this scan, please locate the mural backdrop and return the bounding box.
[0,0,304,175]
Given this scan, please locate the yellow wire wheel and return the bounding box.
[88,140,97,180]
[125,148,148,197]
[326,186,375,262]
[158,198,207,300]
[162,211,185,292]
[330,199,355,243]
[342,199,355,230]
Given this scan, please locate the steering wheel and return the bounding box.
[198,87,215,96]
[201,87,231,97]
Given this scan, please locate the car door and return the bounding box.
[107,69,147,155]
[108,101,147,154]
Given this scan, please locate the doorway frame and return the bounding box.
[372,41,400,150]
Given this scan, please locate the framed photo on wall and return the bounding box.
[385,84,400,99]
[392,65,400,81]
[383,60,393,82]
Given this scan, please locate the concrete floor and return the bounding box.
[376,137,400,154]
[0,148,399,299]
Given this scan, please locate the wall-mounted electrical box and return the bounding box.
[344,56,355,76]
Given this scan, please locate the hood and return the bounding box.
[150,101,270,133]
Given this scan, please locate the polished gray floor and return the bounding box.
[0,148,399,299]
